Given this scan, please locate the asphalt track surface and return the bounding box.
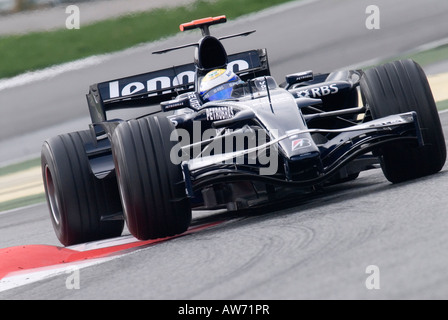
[0,0,197,35]
[1,0,448,299]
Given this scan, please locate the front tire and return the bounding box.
[360,59,446,183]
[111,116,191,240]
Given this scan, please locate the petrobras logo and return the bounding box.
[205,106,235,121]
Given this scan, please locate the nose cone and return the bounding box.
[279,131,320,161]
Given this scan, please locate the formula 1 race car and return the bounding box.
[41,15,446,246]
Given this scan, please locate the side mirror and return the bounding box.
[161,95,191,112]
[286,71,314,86]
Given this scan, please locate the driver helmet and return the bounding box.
[199,69,241,102]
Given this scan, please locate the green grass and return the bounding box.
[402,45,448,67]
[437,99,448,111]
[0,0,295,79]
[0,157,40,176]
[0,193,46,212]
[363,44,448,70]
[0,158,44,212]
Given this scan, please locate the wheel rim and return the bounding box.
[45,165,61,226]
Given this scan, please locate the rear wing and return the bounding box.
[86,49,270,123]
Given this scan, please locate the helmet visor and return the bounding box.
[201,80,240,102]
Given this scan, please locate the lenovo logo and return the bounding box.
[106,59,250,99]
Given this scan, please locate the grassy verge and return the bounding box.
[399,45,448,67]
[0,158,44,212]
[0,157,40,176]
[437,99,448,111]
[0,0,296,79]
[363,44,448,70]
[0,194,46,212]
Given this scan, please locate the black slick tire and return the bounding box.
[41,130,124,246]
[111,116,192,240]
[360,59,446,183]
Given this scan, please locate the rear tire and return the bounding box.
[360,59,446,183]
[41,130,124,246]
[111,116,192,240]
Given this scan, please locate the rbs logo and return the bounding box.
[295,84,339,99]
